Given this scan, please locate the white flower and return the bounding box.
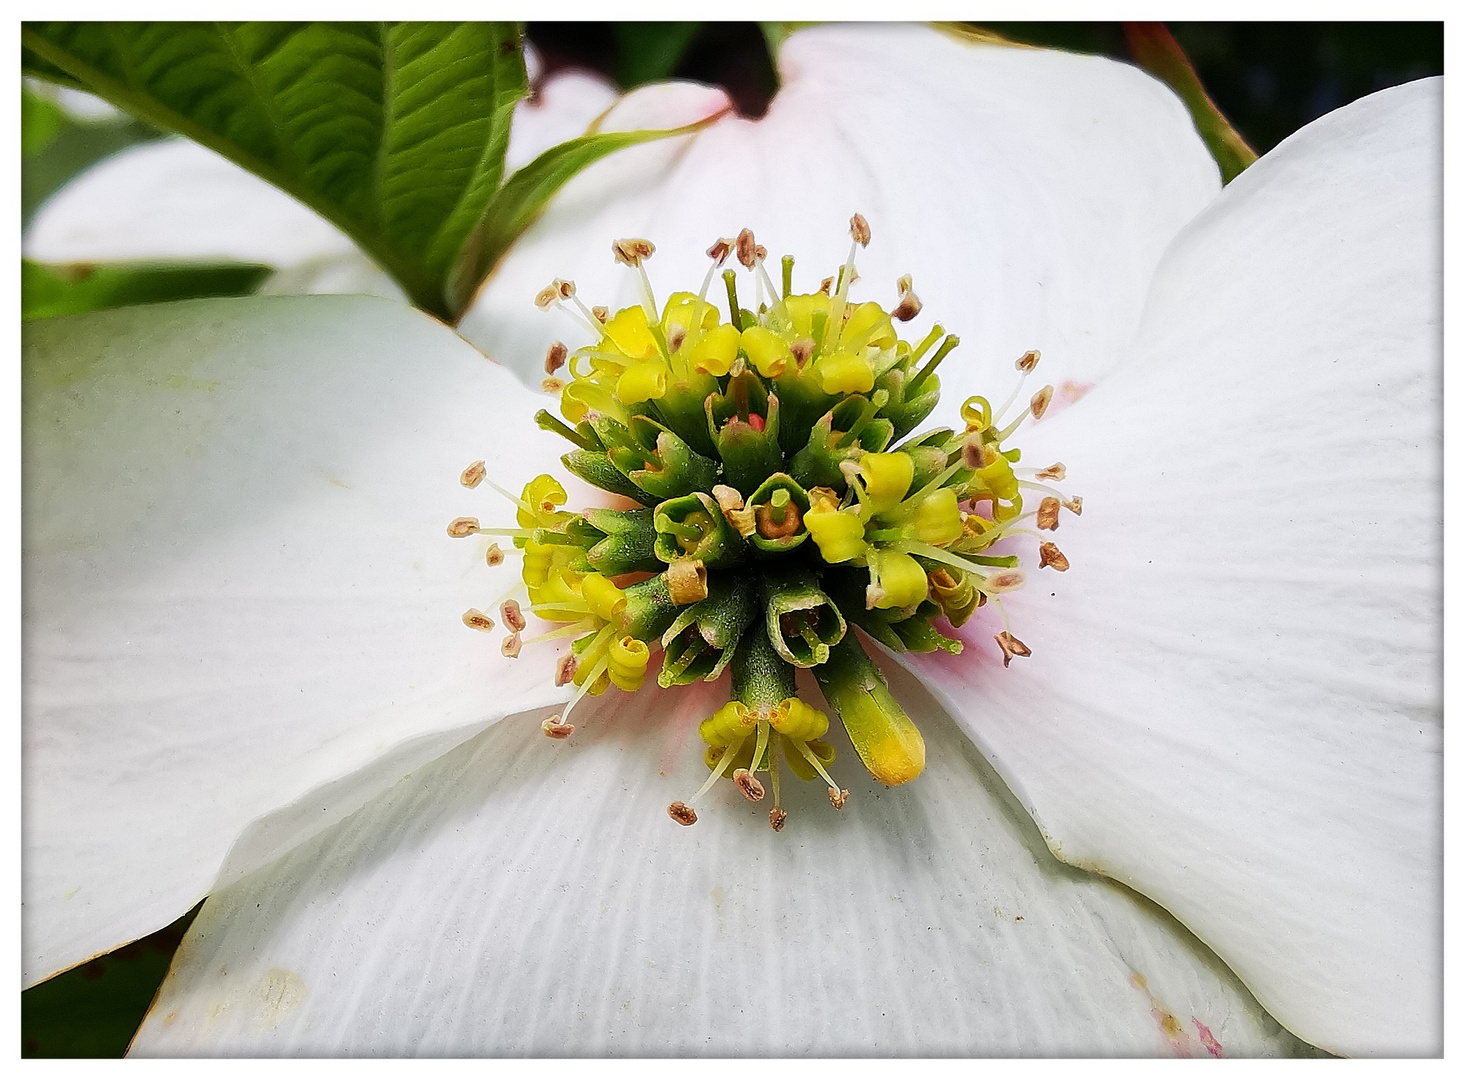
[22,25,1439,1056]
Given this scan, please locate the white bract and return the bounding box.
[22,25,1439,1057]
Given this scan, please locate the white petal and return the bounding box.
[24,296,575,984]
[131,665,1306,1056]
[462,23,1219,395]
[21,67,620,293]
[906,79,1442,1056]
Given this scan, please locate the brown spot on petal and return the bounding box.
[1036,497,1061,531]
[1039,542,1070,572]
[733,768,765,801]
[668,801,698,826]
[995,630,1031,668]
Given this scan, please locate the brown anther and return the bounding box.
[462,608,495,632]
[961,435,985,470]
[790,338,815,369]
[541,376,565,394]
[1063,496,1084,516]
[591,305,609,323]
[829,787,851,810]
[485,543,505,566]
[1039,542,1070,572]
[541,715,574,739]
[460,460,487,488]
[1035,462,1066,482]
[769,807,788,832]
[554,653,578,687]
[1036,497,1061,531]
[995,630,1032,667]
[501,599,527,632]
[668,801,698,826]
[612,238,655,267]
[818,277,833,295]
[735,228,758,268]
[892,274,922,321]
[706,238,733,264]
[447,516,480,538]
[544,341,568,374]
[754,500,804,540]
[733,768,765,801]
[666,325,687,354]
[986,569,1026,593]
[556,279,575,300]
[1016,349,1041,373]
[666,559,709,605]
[754,244,767,262]
[1029,385,1054,420]
[534,284,560,310]
[501,632,522,658]
[929,567,957,591]
[850,213,871,246]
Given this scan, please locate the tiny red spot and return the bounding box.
[748,413,766,432]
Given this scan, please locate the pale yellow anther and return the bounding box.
[459,461,486,488]
[501,599,527,632]
[485,543,505,566]
[985,569,1026,594]
[1064,496,1084,516]
[592,305,609,323]
[1036,462,1066,481]
[666,559,709,604]
[501,632,522,658]
[542,716,574,739]
[612,238,655,267]
[1039,542,1070,572]
[995,630,1032,667]
[668,801,698,826]
[850,213,871,246]
[1016,349,1041,373]
[733,768,765,802]
[544,341,568,374]
[1037,497,1061,531]
[541,376,565,394]
[1030,385,1054,420]
[447,516,480,538]
[534,284,560,310]
[462,608,495,632]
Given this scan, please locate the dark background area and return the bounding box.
[21,19,1445,1058]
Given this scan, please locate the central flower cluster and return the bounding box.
[453,218,1078,831]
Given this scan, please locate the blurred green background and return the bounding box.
[20,19,1444,1057]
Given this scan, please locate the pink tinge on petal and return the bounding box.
[599,81,734,134]
[1192,1017,1225,1058]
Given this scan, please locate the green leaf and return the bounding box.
[614,22,700,87]
[446,115,725,316]
[21,22,529,319]
[1123,22,1258,183]
[22,905,199,1058]
[22,87,66,157]
[23,259,272,321]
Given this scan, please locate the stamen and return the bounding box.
[555,653,579,686]
[542,716,575,738]
[849,213,871,247]
[1029,385,1054,421]
[541,377,565,394]
[1017,349,1041,373]
[995,630,1032,667]
[612,238,659,321]
[676,738,747,819]
[732,768,765,801]
[447,517,481,538]
[485,543,505,566]
[892,274,922,321]
[1038,542,1070,571]
[1036,497,1061,531]
[544,342,568,375]
[1034,462,1066,481]
[462,608,495,632]
[667,801,698,826]
[501,599,527,632]
[501,632,522,658]
[460,461,487,488]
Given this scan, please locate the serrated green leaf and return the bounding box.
[446,115,725,316]
[21,22,528,319]
[23,259,271,321]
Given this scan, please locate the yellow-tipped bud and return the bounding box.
[601,305,659,360]
[739,325,793,378]
[817,350,875,394]
[771,698,829,742]
[858,452,914,513]
[871,550,928,609]
[805,503,867,563]
[607,635,651,691]
[913,488,963,546]
[615,358,669,403]
[580,573,628,624]
[686,322,740,376]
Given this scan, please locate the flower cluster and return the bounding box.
[453,217,1079,830]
